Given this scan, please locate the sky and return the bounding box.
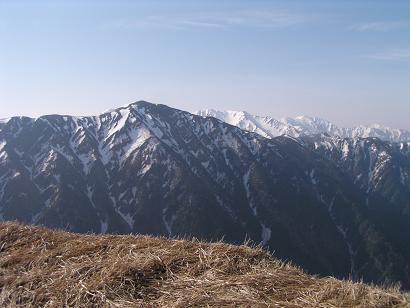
[0,0,409,129]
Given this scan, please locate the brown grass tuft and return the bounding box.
[0,221,409,307]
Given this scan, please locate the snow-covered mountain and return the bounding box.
[196,109,410,142]
[1,101,410,288]
[195,110,299,138]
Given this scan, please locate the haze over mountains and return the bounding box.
[196,109,410,142]
[1,101,410,289]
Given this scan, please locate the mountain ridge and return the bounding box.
[1,101,410,288]
[196,109,410,142]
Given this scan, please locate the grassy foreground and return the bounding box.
[0,222,409,307]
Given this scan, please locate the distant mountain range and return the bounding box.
[1,101,410,288]
[196,109,410,142]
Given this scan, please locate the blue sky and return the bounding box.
[1,0,409,128]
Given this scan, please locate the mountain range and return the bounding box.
[1,101,410,288]
[196,109,410,142]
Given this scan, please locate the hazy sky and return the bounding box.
[1,0,409,128]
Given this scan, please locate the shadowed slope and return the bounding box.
[0,222,409,307]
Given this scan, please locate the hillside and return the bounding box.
[0,222,408,307]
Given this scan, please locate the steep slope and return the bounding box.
[1,101,410,288]
[302,135,410,214]
[302,134,410,276]
[1,222,409,307]
[196,110,410,142]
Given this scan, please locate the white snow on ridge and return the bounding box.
[196,110,410,143]
[197,110,293,138]
[106,108,131,139]
[101,102,141,115]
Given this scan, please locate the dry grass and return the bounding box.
[0,222,409,307]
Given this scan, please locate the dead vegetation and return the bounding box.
[0,222,409,307]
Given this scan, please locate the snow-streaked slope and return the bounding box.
[196,110,410,142]
[2,101,410,288]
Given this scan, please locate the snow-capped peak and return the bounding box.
[101,101,154,115]
[196,109,301,138]
[196,110,410,142]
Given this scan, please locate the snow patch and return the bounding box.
[121,126,151,162]
[243,169,257,216]
[0,146,8,163]
[111,196,134,230]
[260,224,271,246]
[310,169,318,185]
[162,207,176,236]
[100,219,108,234]
[118,210,134,230]
[342,141,350,158]
[0,141,6,152]
[400,167,407,186]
